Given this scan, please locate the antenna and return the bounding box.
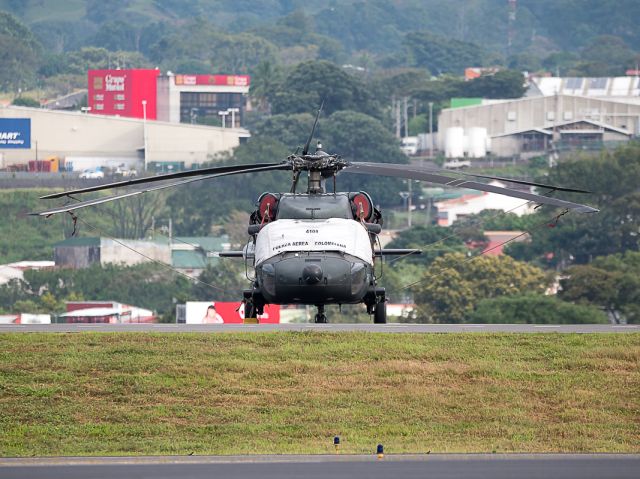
[302,100,324,156]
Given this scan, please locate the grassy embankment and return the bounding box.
[0,332,638,456]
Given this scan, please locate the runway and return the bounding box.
[0,323,638,333]
[1,454,638,479]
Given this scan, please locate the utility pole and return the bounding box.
[403,96,409,138]
[142,100,148,171]
[393,96,401,139]
[428,102,434,158]
[408,180,412,228]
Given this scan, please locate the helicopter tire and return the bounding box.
[245,302,257,319]
[314,313,328,323]
[373,302,387,324]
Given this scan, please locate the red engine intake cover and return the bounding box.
[259,193,278,222]
[352,192,373,221]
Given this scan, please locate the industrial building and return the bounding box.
[0,105,249,171]
[0,68,252,171]
[54,235,230,278]
[88,69,250,127]
[438,76,640,158]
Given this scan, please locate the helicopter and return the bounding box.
[31,106,598,324]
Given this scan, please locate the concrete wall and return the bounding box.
[0,106,249,169]
[54,246,100,269]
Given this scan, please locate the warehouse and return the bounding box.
[438,77,640,158]
[0,105,249,171]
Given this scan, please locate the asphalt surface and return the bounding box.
[1,454,638,479]
[0,323,638,333]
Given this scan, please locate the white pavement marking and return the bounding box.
[534,325,561,328]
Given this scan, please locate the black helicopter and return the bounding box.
[32,107,597,324]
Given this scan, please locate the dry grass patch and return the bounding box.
[0,332,638,456]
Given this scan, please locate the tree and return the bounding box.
[385,225,467,267]
[507,143,640,266]
[403,32,487,75]
[252,113,315,149]
[85,0,133,24]
[107,192,167,239]
[461,70,526,99]
[90,20,141,52]
[14,263,193,318]
[271,60,380,118]
[560,251,640,323]
[12,97,40,107]
[0,12,42,91]
[470,294,607,324]
[249,61,284,113]
[314,0,405,54]
[413,253,549,323]
[320,110,408,205]
[192,261,250,302]
[166,137,291,235]
[210,33,278,74]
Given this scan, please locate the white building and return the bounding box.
[0,105,249,170]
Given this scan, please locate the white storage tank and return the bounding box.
[467,127,488,158]
[444,127,465,158]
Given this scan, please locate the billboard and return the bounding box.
[0,118,30,149]
[88,69,159,119]
[185,301,280,324]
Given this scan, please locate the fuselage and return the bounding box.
[251,193,378,306]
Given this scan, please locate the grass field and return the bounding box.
[0,332,638,456]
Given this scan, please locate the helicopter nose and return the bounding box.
[302,264,323,284]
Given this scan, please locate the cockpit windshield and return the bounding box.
[276,194,352,220]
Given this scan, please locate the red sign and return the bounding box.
[186,301,279,323]
[88,69,160,120]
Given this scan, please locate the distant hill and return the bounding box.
[2,0,639,56]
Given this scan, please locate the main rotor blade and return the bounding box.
[40,162,285,199]
[30,164,292,217]
[344,162,598,213]
[446,170,591,193]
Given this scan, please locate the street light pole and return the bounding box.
[227,107,239,128]
[408,180,412,228]
[142,100,148,172]
[428,101,434,158]
[218,110,229,128]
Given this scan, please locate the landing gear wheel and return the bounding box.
[244,302,257,320]
[373,302,387,324]
[314,305,327,323]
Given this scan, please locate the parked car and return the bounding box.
[114,166,137,177]
[79,169,105,179]
[443,159,471,169]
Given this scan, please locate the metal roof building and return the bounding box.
[438,93,640,158]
